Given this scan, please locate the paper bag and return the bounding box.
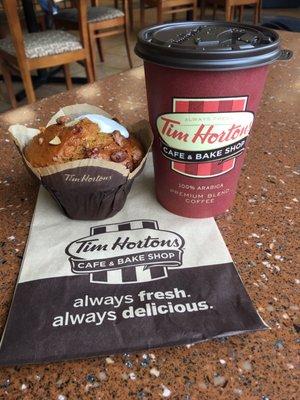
[0,159,267,365]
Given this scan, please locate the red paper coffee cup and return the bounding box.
[135,21,292,218]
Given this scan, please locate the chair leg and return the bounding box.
[124,28,133,69]
[96,38,105,62]
[200,0,205,19]
[193,0,197,20]
[114,0,118,8]
[230,6,235,21]
[172,8,176,22]
[213,3,217,19]
[157,2,163,24]
[20,67,35,104]
[84,56,95,84]
[37,14,47,31]
[63,64,72,90]
[128,0,134,32]
[258,0,262,23]
[238,5,244,22]
[140,0,145,28]
[0,61,17,108]
[88,27,98,80]
[254,1,260,24]
[225,3,232,21]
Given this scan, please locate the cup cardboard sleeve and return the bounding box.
[0,158,267,366]
[9,104,153,220]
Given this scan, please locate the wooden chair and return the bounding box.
[140,0,198,26]
[0,0,94,106]
[200,0,262,24]
[54,0,133,79]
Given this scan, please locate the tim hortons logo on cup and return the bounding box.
[156,97,254,178]
[65,220,185,285]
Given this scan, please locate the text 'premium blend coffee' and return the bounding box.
[135,21,292,218]
[0,159,266,365]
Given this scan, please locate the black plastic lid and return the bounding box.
[135,21,289,71]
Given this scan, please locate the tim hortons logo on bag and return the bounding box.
[156,97,254,178]
[65,220,185,285]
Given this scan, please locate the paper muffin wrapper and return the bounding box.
[9,104,153,220]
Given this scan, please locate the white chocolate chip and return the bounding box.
[150,367,160,377]
[49,136,61,145]
[129,372,136,380]
[38,137,44,145]
[161,385,171,397]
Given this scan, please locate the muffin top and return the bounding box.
[24,116,144,171]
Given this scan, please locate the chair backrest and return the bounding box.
[205,0,259,4]
[56,0,96,8]
[227,0,259,5]
[2,0,27,63]
[1,0,90,62]
[76,0,90,51]
[54,1,117,9]
[55,0,77,8]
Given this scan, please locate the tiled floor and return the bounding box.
[0,2,299,113]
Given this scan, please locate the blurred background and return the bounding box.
[0,0,299,112]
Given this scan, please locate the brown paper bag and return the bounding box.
[0,158,267,366]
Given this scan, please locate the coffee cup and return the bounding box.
[135,21,292,218]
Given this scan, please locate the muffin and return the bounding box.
[10,104,153,220]
[24,116,144,172]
